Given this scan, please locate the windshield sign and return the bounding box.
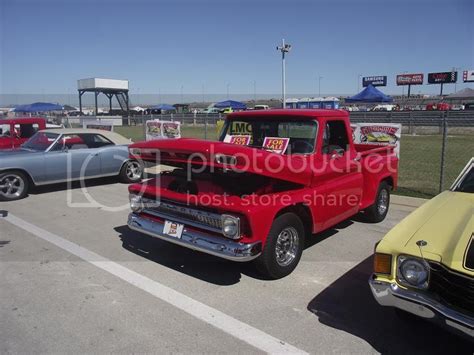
[221,118,317,155]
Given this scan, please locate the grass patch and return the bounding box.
[398,135,473,197]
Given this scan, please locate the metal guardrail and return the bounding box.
[117,110,474,127]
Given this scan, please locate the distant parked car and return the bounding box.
[220,107,233,114]
[426,102,451,111]
[451,104,465,111]
[0,129,143,201]
[68,111,85,117]
[464,103,474,111]
[371,104,396,111]
[0,117,46,150]
[253,105,270,110]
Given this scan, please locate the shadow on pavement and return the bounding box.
[115,225,252,285]
[307,256,473,354]
[115,218,355,286]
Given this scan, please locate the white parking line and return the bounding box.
[1,212,307,355]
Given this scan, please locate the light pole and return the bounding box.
[318,76,323,97]
[277,39,291,108]
[401,71,407,98]
[452,67,460,92]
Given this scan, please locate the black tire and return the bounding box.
[119,160,143,183]
[364,181,390,223]
[255,212,305,279]
[0,170,29,201]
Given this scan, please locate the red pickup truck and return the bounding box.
[127,110,398,278]
[0,117,46,150]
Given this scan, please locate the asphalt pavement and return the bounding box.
[0,179,472,354]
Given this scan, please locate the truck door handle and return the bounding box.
[91,153,99,157]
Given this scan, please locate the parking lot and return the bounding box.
[1,178,472,354]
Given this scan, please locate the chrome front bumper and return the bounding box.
[369,276,474,338]
[127,213,261,262]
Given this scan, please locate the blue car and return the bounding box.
[0,128,143,201]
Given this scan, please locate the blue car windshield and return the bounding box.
[22,132,59,151]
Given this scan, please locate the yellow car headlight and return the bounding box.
[397,255,429,289]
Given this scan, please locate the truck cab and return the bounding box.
[127,110,399,278]
[0,117,46,150]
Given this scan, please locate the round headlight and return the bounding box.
[398,257,429,289]
[221,215,240,239]
[129,194,143,212]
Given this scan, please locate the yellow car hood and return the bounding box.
[381,191,474,274]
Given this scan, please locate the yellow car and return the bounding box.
[369,158,474,339]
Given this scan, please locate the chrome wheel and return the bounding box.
[275,227,299,267]
[125,161,142,181]
[0,174,25,199]
[378,189,389,216]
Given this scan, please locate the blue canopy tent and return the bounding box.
[214,100,247,110]
[345,85,393,103]
[150,104,176,111]
[14,102,63,112]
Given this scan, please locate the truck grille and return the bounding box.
[428,262,474,315]
[144,199,222,233]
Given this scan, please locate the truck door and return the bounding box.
[44,134,101,182]
[319,119,363,228]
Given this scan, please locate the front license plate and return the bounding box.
[163,220,184,239]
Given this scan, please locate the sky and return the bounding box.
[0,0,473,101]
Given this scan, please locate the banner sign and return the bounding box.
[82,119,116,131]
[351,123,402,157]
[396,73,423,85]
[85,124,113,131]
[145,120,181,141]
[463,70,474,83]
[427,71,457,84]
[362,76,387,87]
[262,137,289,154]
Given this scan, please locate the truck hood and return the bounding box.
[129,138,313,186]
[381,191,474,274]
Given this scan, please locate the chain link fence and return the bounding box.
[59,111,474,198]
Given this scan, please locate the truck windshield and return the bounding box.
[220,118,318,154]
[21,132,59,151]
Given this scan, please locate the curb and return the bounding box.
[391,195,428,208]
